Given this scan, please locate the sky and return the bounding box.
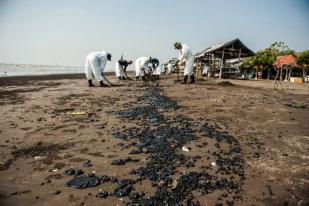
[0,0,308,69]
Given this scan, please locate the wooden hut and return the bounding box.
[195,38,255,79]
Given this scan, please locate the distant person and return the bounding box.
[167,63,173,74]
[135,57,152,81]
[115,59,133,80]
[85,51,111,87]
[174,42,195,84]
[202,64,210,77]
[150,58,160,80]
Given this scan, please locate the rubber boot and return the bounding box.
[100,80,108,87]
[118,77,122,80]
[136,76,139,81]
[182,75,188,84]
[142,76,146,82]
[190,75,195,84]
[88,80,95,87]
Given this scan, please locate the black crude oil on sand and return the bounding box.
[0,76,308,206]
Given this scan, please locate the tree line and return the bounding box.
[241,42,309,80]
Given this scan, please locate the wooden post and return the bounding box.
[237,48,242,79]
[201,58,203,77]
[198,57,200,78]
[177,64,180,81]
[210,53,214,78]
[208,54,210,77]
[245,68,247,80]
[219,48,225,79]
[196,58,199,79]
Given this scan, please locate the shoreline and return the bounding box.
[0,73,84,87]
[0,72,126,87]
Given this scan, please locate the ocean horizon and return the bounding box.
[0,63,130,77]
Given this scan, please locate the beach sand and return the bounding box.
[0,73,308,206]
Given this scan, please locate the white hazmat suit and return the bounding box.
[85,51,108,81]
[115,61,125,78]
[178,44,194,76]
[202,65,210,76]
[153,64,163,75]
[135,57,151,77]
[167,63,173,74]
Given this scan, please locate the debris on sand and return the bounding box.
[68,111,88,116]
[96,191,109,199]
[111,85,244,205]
[65,174,110,189]
[114,87,178,125]
[112,131,128,140]
[34,156,42,160]
[0,142,75,171]
[141,89,179,109]
[0,159,14,171]
[182,146,191,152]
[116,106,164,124]
[129,191,145,200]
[113,185,133,197]
[218,81,234,86]
[83,160,93,167]
[63,168,84,176]
[64,84,245,204]
[113,179,135,197]
[66,173,135,192]
[10,190,32,197]
[12,141,74,158]
[96,124,106,129]
[66,174,102,189]
[129,148,143,154]
[111,157,140,166]
[284,103,308,110]
[53,190,61,195]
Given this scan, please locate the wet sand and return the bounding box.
[0,73,308,206]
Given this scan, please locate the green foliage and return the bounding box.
[297,50,309,66]
[241,41,295,70]
[269,41,295,56]
[241,56,255,68]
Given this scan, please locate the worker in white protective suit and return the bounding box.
[135,57,152,81]
[150,58,160,80]
[202,64,210,77]
[153,64,164,79]
[167,63,173,74]
[85,51,112,87]
[174,42,195,84]
[115,59,133,80]
[153,64,164,80]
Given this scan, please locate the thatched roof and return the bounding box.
[195,38,255,59]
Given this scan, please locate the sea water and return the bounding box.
[0,63,84,77]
